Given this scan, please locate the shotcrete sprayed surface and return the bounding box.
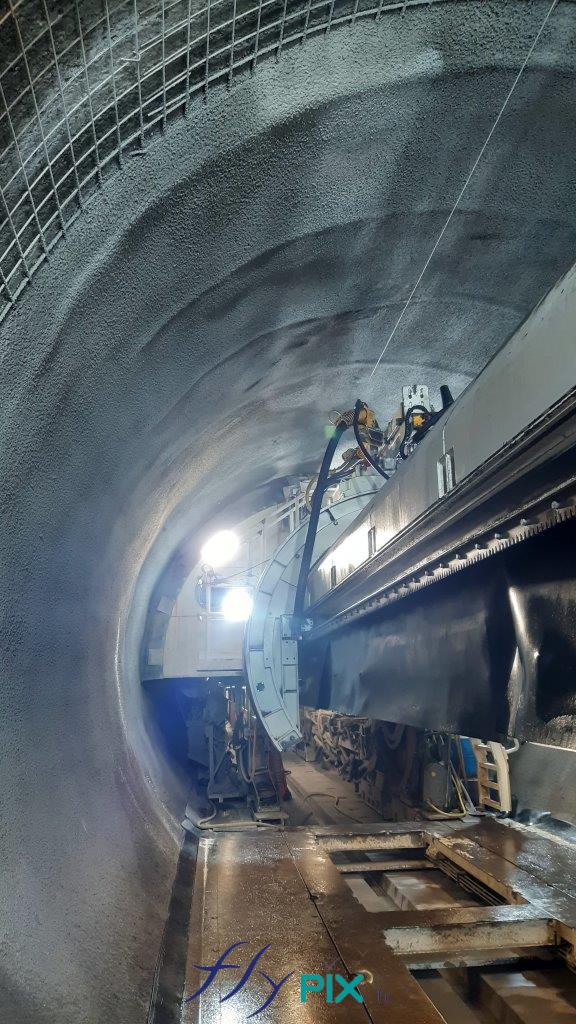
[1,3,576,1020]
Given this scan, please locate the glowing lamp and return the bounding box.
[201,529,240,568]
[221,588,253,622]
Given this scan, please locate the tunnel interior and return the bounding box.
[2,1,576,1021]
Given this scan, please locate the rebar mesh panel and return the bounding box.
[0,0,447,316]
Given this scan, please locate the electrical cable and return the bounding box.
[237,744,254,785]
[449,738,478,812]
[382,722,405,749]
[449,767,468,815]
[424,799,465,819]
[219,823,283,831]
[300,792,366,826]
[398,404,436,459]
[451,766,477,815]
[353,400,390,479]
[191,800,218,828]
[237,743,262,809]
[305,457,363,511]
[301,791,339,803]
[183,786,282,827]
[186,819,282,832]
[368,0,559,384]
[424,763,469,818]
[216,558,270,584]
[251,715,258,778]
[304,474,319,512]
[453,737,478,812]
[293,416,350,626]
[266,747,282,808]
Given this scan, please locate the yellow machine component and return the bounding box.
[355,404,378,429]
[341,446,362,463]
[304,409,368,512]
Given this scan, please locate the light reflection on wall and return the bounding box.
[329,525,370,572]
[317,522,395,595]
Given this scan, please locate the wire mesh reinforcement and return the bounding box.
[0,0,449,320]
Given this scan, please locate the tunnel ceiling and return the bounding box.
[1,4,576,1019]
[2,0,576,552]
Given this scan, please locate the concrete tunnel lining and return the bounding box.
[1,2,576,1020]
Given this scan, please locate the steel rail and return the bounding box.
[305,389,576,640]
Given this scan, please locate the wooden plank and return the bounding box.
[285,830,446,1023]
[382,906,552,955]
[403,948,557,971]
[352,903,549,931]
[386,919,551,955]
[319,832,427,853]
[311,819,463,838]
[337,859,436,874]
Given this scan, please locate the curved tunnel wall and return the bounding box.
[1,2,576,1020]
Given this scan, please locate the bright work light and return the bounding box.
[221,587,253,622]
[201,529,240,568]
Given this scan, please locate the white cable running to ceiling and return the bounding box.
[368,0,559,385]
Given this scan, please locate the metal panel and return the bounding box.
[181,831,372,1023]
[297,264,576,743]
[301,518,576,745]
[245,482,379,750]
[307,261,576,611]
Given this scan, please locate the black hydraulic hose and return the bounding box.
[404,403,430,425]
[399,403,431,459]
[440,384,454,409]
[293,417,350,628]
[400,397,453,458]
[353,399,390,480]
